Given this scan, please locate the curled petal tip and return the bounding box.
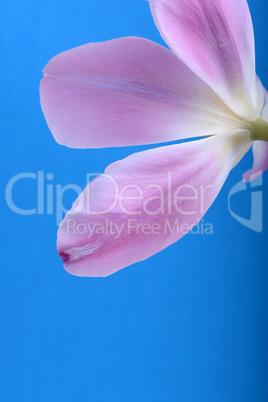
[59,250,71,264]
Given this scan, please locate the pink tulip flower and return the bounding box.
[40,0,268,277]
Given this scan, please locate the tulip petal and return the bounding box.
[243,89,268,182]
[261,88,268,122]
[58,131,250,277]
[243,141,268,182]
[40,37,246,148]
[149,0,263,120]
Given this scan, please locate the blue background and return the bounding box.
[1,0,267,401]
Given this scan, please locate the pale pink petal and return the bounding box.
[243,141,268,182]
[58,131,250,277]
[261,88,268,122]
[243,88,268,182]
[40,37,245,148]
[149,0,263,120]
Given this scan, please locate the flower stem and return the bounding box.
[250,117,268,142]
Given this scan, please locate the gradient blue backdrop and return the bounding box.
[1,1,267,401]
